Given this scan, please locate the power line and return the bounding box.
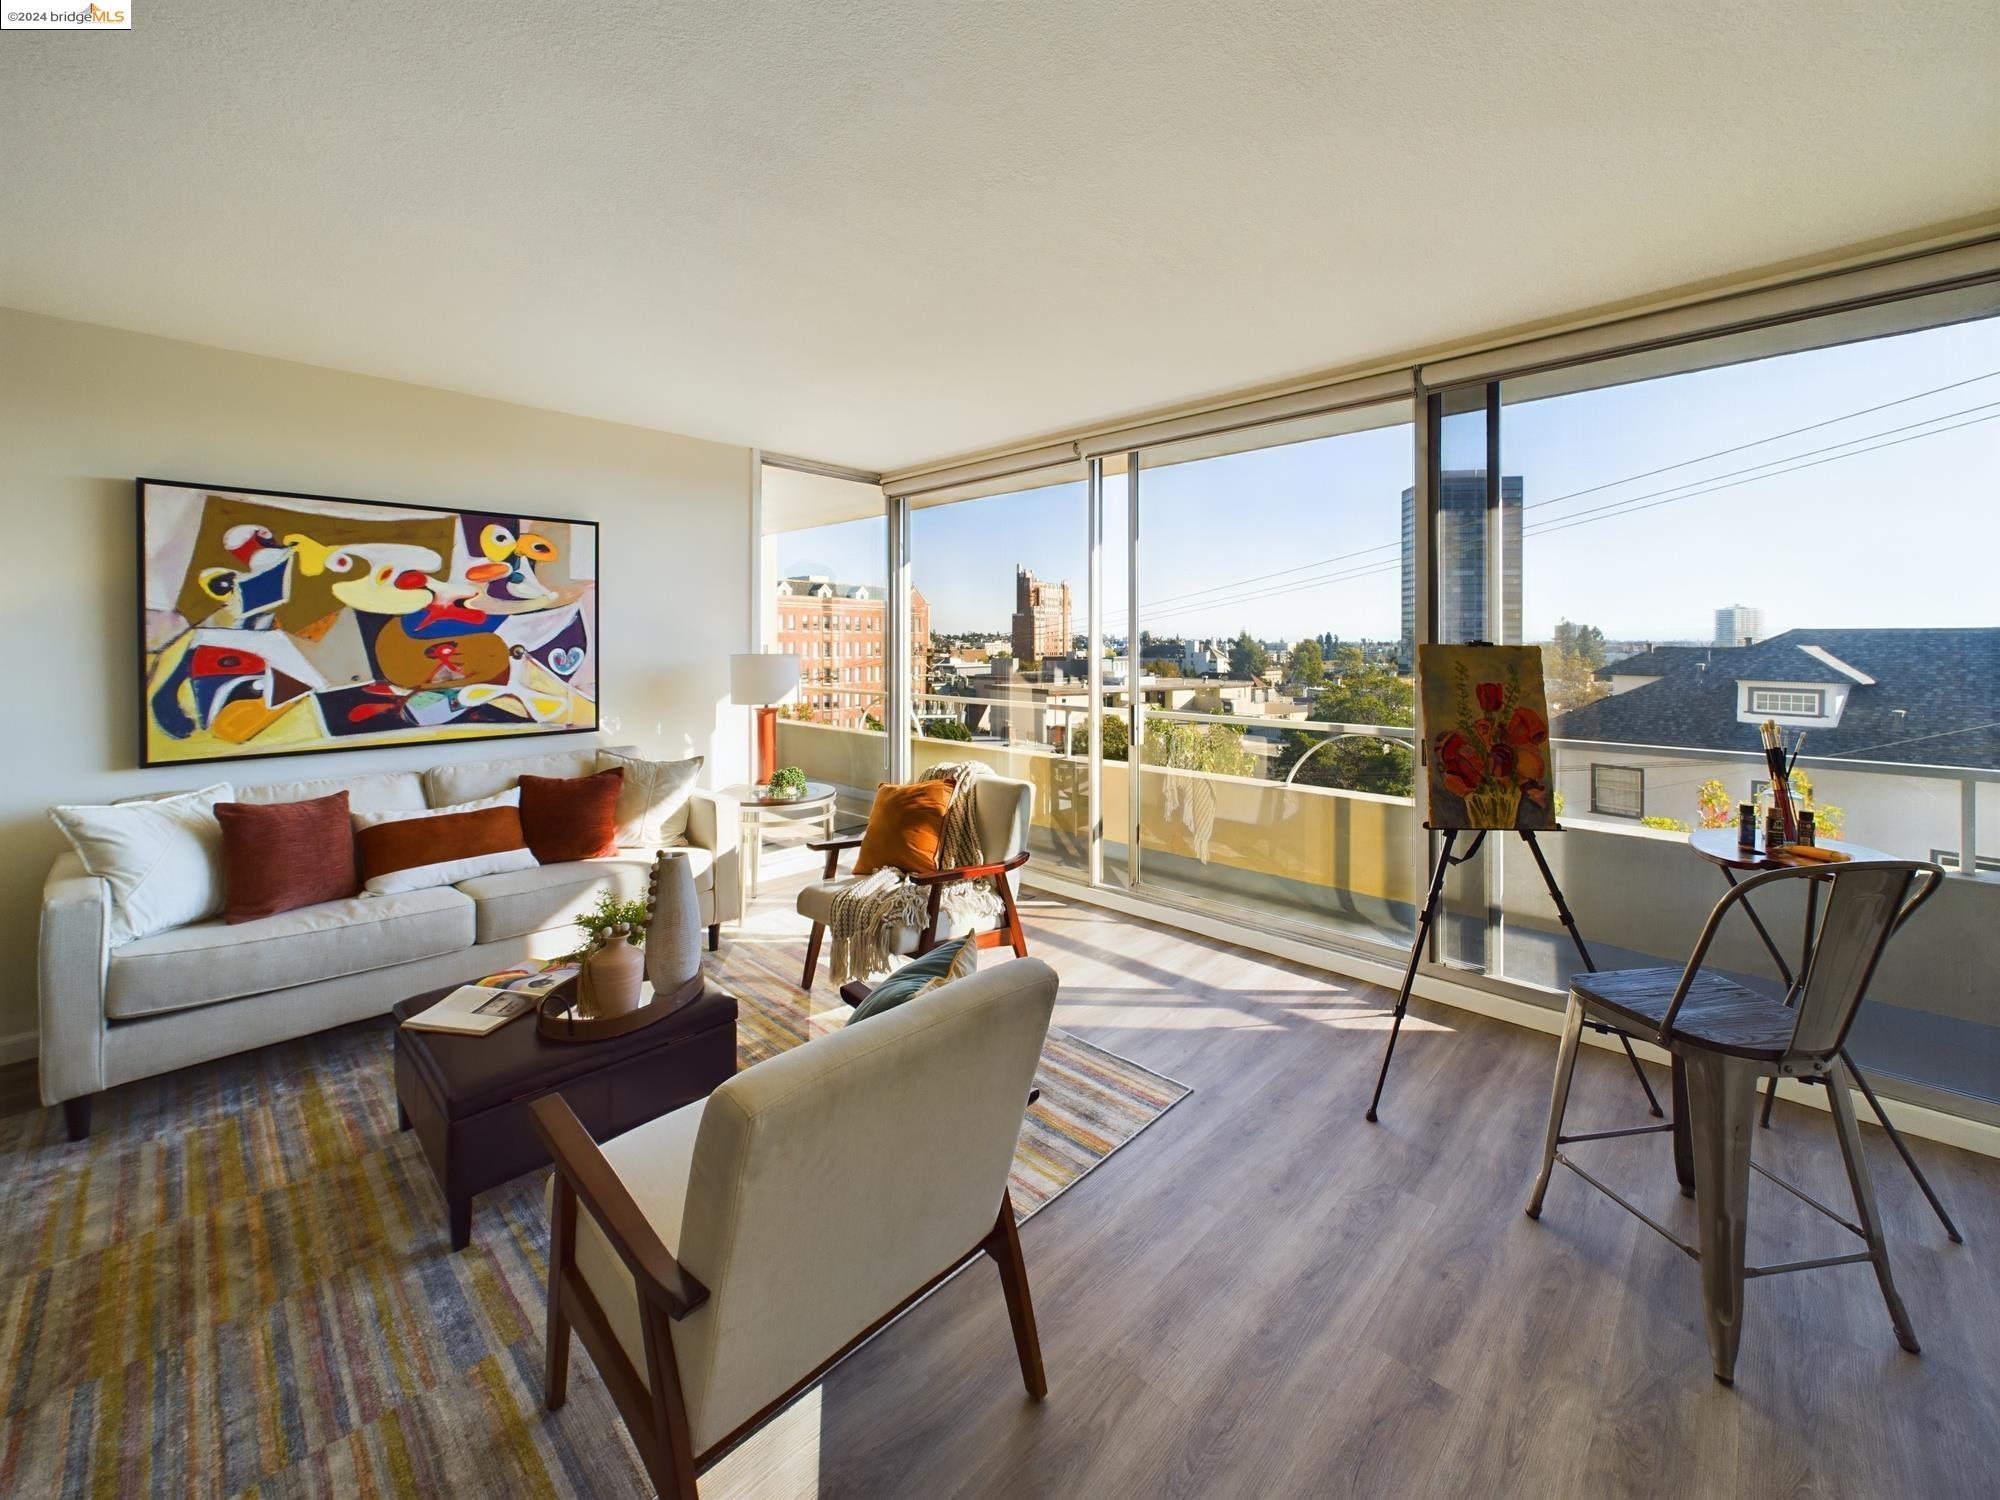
[1102,369,1999,624]
[1113,407,2000,626]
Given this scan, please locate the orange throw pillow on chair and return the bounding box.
[852,780,954,876]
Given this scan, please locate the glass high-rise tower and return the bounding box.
[1400,471,1522,668]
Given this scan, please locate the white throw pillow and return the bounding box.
[597,751,703,847]
[351,788,538,895]
[51,783,234,944]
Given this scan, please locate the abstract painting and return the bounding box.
[140,480,598,766]
[1417,643,1557,832]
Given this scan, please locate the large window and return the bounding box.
[1128,402,1417,953]
[768,510,889,787]
[1436,288,2000,1112]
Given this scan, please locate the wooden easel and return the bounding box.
[1365,824,1665,1121]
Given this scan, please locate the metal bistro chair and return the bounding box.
[1525,858,1944,1384]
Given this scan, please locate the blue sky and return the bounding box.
[779,311,2000,643]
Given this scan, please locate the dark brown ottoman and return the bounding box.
[392,983,738,1250]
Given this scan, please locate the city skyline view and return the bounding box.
[777,310,1999,651]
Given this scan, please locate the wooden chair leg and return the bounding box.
[999,881,1028,959]
[1526,992,1586,1218]
[983,1197,1047,1400]
[546,1178,576,1409]
[639,1306,701,1500]
[802,922,824,989]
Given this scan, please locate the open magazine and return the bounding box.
[400,962,580,1036]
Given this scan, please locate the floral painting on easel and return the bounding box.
[1417,644,1557,832]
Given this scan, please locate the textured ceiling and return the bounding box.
[3,2,1996,472]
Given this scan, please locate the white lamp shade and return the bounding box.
[730,652,801,705]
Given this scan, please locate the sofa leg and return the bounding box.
[707,923,720,953]
[63,1095,93,1142]
[802,922,825,989]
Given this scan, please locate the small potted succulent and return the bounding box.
[766,764,808,802]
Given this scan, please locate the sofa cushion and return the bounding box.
[105,887,476,1019]
[217,791,360,922]
[232,770,426,816]
[52,783,234,945]
[353,790,536,895]
[519,768,623,862]
[456,850,714,945]
[423,747,605,809]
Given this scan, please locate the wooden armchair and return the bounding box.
[533,957,1060,1498]
[796,772,1034,988]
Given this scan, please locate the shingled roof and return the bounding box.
[1556,628,2000,770]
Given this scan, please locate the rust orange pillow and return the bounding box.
[518,768,623,862]
[852,780,953,876]
[216,792,360,923]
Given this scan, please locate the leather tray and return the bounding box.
[538,972,708,1042]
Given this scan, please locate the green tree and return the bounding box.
[1229,632,1270,679]
[1146,717,1259,778]
[1150,660,1183,678]
[1277,660,1416,795]
[1290,637,1326,689]
[921,716,971,741]
[1545,647,1609,716]
[1068,714,1131,762]
[1551,619,1608,669]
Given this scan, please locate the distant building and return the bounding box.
[774,575,930,728]
[1181,639,1229,676]
[1715,603,1764,646]
[1399,472,1524,668]
[1011,567,1073,661]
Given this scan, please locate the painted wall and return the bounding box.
[1,308,753,1049]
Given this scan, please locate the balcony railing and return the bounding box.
[775,709,1999,1123]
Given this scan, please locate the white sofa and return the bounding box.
[39,745,739,1139]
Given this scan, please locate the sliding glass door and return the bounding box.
[1418,286,2000,1117]
[1125,402,1418,956]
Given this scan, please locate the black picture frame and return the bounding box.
[137,477,601,769]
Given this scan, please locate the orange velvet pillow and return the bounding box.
[852,780,954,876]
[519,768,623,862]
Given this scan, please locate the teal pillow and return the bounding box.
[847,936,978,1024]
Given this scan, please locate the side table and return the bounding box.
[720,781,839,900]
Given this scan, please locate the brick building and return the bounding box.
[774,576,931,727]
[1011,566,1073,662]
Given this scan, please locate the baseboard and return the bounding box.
[1023,871,2000,1162]
[0,1030,36,1067]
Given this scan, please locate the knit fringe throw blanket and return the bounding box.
[826,761,1005,985]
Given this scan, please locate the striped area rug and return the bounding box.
[0,941,1187,1497]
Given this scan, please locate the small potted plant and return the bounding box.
[572,892,648,1015]
[766,765,808,802]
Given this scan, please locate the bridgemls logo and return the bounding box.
[2,2,129,27]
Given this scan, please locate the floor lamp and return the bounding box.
[731,652,800,787]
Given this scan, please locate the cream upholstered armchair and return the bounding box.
[532,957,1059,1498]
[796,771,1035,988]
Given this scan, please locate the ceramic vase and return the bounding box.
[582,928,644,1016]
[645,851,702,996]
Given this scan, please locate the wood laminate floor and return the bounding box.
[5,879,1996,1498]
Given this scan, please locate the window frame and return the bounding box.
[1590,763,1647,819]
[1748,686,1827,718]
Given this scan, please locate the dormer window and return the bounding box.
[1749,687,1825,717]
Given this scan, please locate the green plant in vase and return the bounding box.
[767,765,808,800]
[571,891,648,960]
